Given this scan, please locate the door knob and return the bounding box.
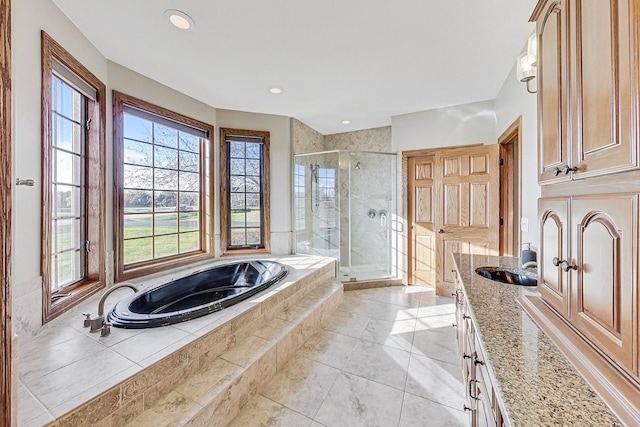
[438,229,444,234]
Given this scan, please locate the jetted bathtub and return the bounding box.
[106,260,288,328]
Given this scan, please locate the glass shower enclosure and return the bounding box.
[293,150,397,281]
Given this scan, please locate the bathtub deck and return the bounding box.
[16,255,338,427]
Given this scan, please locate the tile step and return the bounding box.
[122,280,343,427]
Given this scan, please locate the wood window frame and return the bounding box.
[41,31,107,323]
[0,0,11,422]
[220,128,271,255]
[113,91,215,281]
[497,116,522,257]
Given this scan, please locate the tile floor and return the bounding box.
[229,285,468,427]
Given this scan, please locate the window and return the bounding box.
[113,92,214,281]
[294,163,305,230]
[220,128,270,254]
[41,32,106,322]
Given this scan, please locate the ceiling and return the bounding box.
[52,0,537,135]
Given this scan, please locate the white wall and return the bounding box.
[216,109,293,255]
[494,62,540,249]
[391,99,498,152]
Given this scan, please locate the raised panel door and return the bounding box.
[571,194,637,374]
[570,0,638,178]
[538,197,570,319]
[538,0,570,183]
[408,156,437,286]
[436,145,499,295]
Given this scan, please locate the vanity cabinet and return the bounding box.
[535,0,639,184]
[454,288,506,427]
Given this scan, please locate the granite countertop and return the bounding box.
[453,253,621,426]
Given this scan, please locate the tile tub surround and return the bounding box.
[453,253,620,426]
[16,255,337,426]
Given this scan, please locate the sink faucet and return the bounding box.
[85,283,139,336]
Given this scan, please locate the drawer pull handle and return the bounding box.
[469,379,480,400]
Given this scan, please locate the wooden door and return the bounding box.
[538,197,570,319]
[570,0,638,179]
[537,0,570,184]
[571,194,637,374]
[437,145,499,295]
[407,156,437,286]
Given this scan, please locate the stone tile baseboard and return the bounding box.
[342,278,403,291]
[44,260,341,426]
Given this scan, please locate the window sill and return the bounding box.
[118,251,216,282]
[221,248,270,257]
[45,279,105,324]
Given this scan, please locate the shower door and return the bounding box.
[343,151,397,281]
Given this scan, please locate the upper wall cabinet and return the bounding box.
[534,0,640,184]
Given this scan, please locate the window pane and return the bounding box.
[154,191,178,212]
[52,77,81,121]
[124,139,153,166]
[231,207,246,228]
[124,214,153,239]
[124,113,152,142]
[53,115,82,152]
[179,232,200,253]
[230,228,246,246]
[154,213,178,235]
[230,176,245,192]
[55,250,81,288]
[54,150,81,185]
[179,192,199,211]
[179,172,199,192]
[55,218,81,252]
[124,189,153,214]
[245,176,260,193]
[54,184,80,218]
[230,193,245,210]
[179,212,199,232]
[246,159,260,176]
[154,169,178,191]
[154,145,179,169]
[246,208,261,228]
[230,158,245,175]
[154,124,178,148]
[246,228,261,245]
[124,165,153,190]
[179,151,199,172]
[230,141,244,158]
[124,237,153,264]
[246,143,261,159]
[179,133,199,153]
[246,193,261,211]
[155,234,178,258]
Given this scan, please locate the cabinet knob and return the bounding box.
[463,404,473,412]
[463,353,472,359]
[561,165,578,175]
[552,167,561,176]
[552,257,561,267]
[561,260,578,272]
[438,228,444,234]
[473,355,485,366]
[463,314,471,320]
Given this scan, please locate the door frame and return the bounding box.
[497,117,522,257]
[0,0,12,423]
[402,144,482,286]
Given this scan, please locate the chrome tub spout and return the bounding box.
[87,283,139,334]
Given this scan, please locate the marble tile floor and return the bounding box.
[229,285,468,427]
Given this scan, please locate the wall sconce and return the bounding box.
[517,33,537,94]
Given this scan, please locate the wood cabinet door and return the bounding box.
[537,0,570,184]
[570,0,639,179]
[408,156,437,286]
[571,194,638,374]
[538,197,570,319]
[436,145,499,295]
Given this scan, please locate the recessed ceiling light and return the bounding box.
[165,10,195,30]
[341,120,351,125]
[269,87,283,95]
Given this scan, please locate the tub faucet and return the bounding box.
[85,283,139,335]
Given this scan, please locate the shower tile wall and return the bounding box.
[291,119,324,154]
[324,126,392,152]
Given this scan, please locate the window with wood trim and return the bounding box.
[113,92,214,281]
[41,31,107,322]
[220,128,271,254]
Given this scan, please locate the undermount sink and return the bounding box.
[475,267,538,286]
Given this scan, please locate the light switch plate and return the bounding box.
[520,217,529,232]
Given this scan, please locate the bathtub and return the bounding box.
[106,260,288,328]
